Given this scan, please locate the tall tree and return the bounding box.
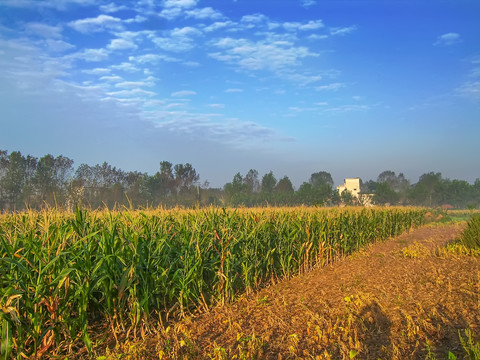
[409,172,445,206]
[1,151,27,209]
[275,176,294,205]
[174,163,199,193]
[244,169,260,193]
[310,171,334,188]
[261,171,277,195]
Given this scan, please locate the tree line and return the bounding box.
[1,149,479,211]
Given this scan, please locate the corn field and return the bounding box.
[0,206,426,358]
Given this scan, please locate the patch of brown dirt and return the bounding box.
[122,224,480,359]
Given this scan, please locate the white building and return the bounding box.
[337,178,361,198]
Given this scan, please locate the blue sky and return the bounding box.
[1,0,479,188]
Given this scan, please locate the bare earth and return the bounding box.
[111,223,480,359]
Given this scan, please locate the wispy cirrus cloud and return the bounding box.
[25,22,63,38]
[433,32,461,46]
[330,26,357,36]
[301,0,316,8]
[456,56,480,100]
[100,3,129,13]
[171,90,197,97]
[315,82,345,91]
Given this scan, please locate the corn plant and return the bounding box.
[0,206,426,357]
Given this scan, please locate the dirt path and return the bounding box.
[145,223,480,359]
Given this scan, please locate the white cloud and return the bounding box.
[153,115,279,145]
[100,2,129,13]
[225,88,244,93]
[164,0,197,8]
[83,68,111,75]
[68,48,109,62]
[0,0,97,10]
[308,34,328,41]
[203,21,236,33]
[185,7,224,20]
[315,83,345,91]
[209,103,225,109]
[171,26,202,37]
[171,90,197,97]
[99,75,123,82]
[110,62,140,72]
[209,37,318,74]
[159,7,183,20]
[283,73,322,85]
[433,32,461,46]
[325,104,370,113]
[25,22,63,38]
[160,0,198,19]
[301,0,316,8]
[330,26,357,36]
[45,39,75,52]
[129,53,179,64]
[107,88,157,98]
[107,38,138,51]
[241,13,268,24]
[115,80,154,89]
[68,15,123,33]
[456,81,480,100]
[283,20,324,32]
[152,26,202,52]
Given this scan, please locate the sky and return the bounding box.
[0,0,479,188]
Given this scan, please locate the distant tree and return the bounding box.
[340,189,355,206]
[374,182,399,205]
[362,180,378,193]
[376,170,409,204]
[0,150,8,209]
[261,171,277,195]
[310,171,334,188]
[276,176,294,194]
[408,172,445,206]
[224,172,248,206]
[174,163,199,193]
[33,154,73,206]
[1,151,27,209]
[275,176,294,205]
[295,182,314,205]
[244,169,260,193]
[159,161,175,196]
[443,179,474,209]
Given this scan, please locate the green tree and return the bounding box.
[275,176,294,205]
[261,171,277,203]
[310,171,334,188]
[374,182,399,205]
[1,151,27,210]
[408,172,445,207]
[34,154,74,206]
[224,172,248,206]
[244,169,260,193]
[341,189,355,206]
[174,163,199,193]
[295,182,314,205]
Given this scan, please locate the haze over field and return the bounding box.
[0,0,479,187]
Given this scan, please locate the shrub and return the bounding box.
[460,214,480,249]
